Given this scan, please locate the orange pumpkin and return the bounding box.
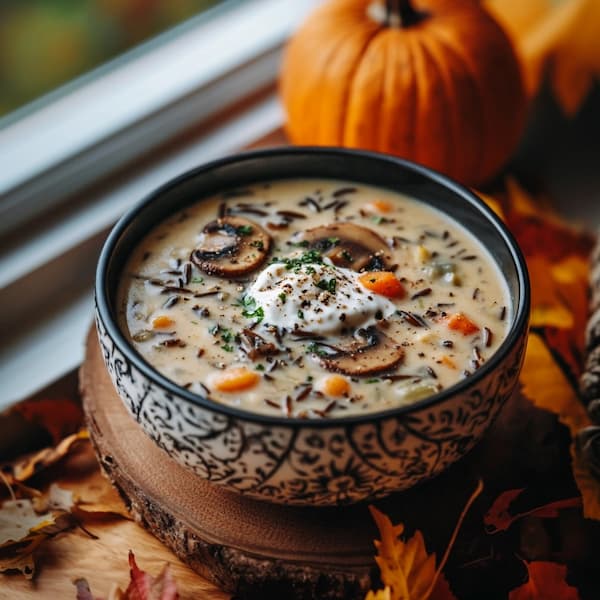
[280,0,528,185]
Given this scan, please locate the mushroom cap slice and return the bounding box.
[293,222,392,271]
[190,216,271,277]
[317,327,404,376]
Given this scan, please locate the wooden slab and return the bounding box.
[80,329,583,599]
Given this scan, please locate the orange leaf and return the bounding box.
[484,489,524,533]
[484,488,581,533]
[74,552,179,600]
[508,561,580,600]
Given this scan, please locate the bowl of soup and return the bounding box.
[95,147,529,506]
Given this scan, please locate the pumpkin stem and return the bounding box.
[385,0,426,27]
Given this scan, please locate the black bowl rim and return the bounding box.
[96,146,530,429]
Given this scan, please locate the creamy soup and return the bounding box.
[118,179,510,417]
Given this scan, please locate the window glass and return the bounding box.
[0,0,223,118]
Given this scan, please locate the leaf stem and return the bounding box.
[0,470,16,502]
[425,479,484,598]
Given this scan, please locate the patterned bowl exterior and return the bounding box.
[96,311,527,506]
[95,148,530,506]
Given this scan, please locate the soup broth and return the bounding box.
[118,179,510,417]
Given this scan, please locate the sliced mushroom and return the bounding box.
[190,216,271,277]
[316,327,404,376]
[293,223,392,271]
[239,328,280,359]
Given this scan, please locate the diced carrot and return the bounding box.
[441,355,457,370]
[152,315,175,329]
[358,271,405,298]
[446,313,479,335]
[322,375,350,397]
[365,199,393,214]
[213,367,260,392]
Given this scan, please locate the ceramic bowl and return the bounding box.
[95,147,530,506]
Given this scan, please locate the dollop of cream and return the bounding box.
[246,262,396,334]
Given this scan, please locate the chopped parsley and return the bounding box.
[250,240,264,250]
[272,249,323,272]
[240,296,265,322]
[236,225,253,236]
[278,292,287,304]
[255,364,265,371]
[217,327,237,352]
[341,249,353,262]
[297,309,304,319]
[371,215,387,225]
[191,276,204,283]
[366,378,380,384]
[316,278,337,294]
[327,237,340,246]
[306,342,330,357]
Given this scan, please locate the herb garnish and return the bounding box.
[236,225,253,236]
[316,278,337,294]
[218,328,237,352]
[278,292,287,304]
[272,250,323,272]
[306,342,330,357]
[250,240,264,250]
[240,296,265,322]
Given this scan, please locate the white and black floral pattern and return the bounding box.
[96,310,526,506]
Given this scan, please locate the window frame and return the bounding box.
[0,0,319,409]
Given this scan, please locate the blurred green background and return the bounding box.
[0,0,222,118]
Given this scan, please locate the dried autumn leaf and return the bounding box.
[0,499,55,547]
[12,398,83,445]
[11,429,89,483]
[369,508,438,600]
[74,552,179,600]
[521,333,589,444]
[0,498,72,578]
[484,488,581,533]
[508,561,580,599]
[367,481,482,600]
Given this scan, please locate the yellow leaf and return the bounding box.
[366,588,392,600]
[370,507,437,600]
[521,333,589,434]
[367,481,482,600]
